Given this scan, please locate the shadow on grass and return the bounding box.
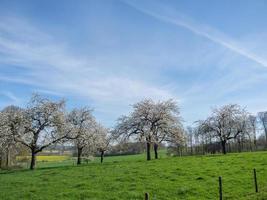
[0,160,116,175]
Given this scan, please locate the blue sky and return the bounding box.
[1,0,267,127]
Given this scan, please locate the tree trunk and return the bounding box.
[238,139,241,153]
[30,150,36,170]
[228,142,231,153]
[154,143,158,159]
[6,149,10,168]
[221,140,227,154]
[249,139,253,152]
[100,150,104,163]
[254,134,257,150]
[77,147,83,165]
[146,142,151,161]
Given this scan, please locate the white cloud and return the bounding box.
[0,91,21,108]
[3,91,20,103]
[0,15,179,124]
[124,0,267,68]
[1,6,267,126]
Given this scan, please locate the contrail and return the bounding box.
[124,1,267,68]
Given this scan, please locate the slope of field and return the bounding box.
[1,152,267,200]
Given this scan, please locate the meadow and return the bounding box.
[0,152,267,199]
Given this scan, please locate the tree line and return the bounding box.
[169,104,267,156]
[1,94,267,170]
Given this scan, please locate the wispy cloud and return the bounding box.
[0,91,21,107]
[3,91,20,103]
[34,89,64,97]
[1,2,267,127]
[0,15,178,122]
[124,0,267,68]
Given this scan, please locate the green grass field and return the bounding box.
[1,151,267,199]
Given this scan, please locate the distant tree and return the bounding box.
[186,126,194,155]
[113,99,184,160]
[86,123,110,163]
[2,95,68,169]
[193,127,201,154]
[67,107,95,165]
[199,104,249,154]
[258,112,267,147]
[107,142,145,156]
[95,124,110,163]
[248,115,257,150]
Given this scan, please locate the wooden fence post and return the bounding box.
[145,192,149,200]
[219,176,222,200]
[254,168,258,193]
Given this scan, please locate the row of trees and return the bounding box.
[1,94,267,169]
[0,94,108,169]
[175,104,267,156]
[1,97,185,168]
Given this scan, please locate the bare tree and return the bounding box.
[243,115,257,151]
[199,104,249,154]
[186,126,194,155]
[258,112,267,147]
[248,115,257,150]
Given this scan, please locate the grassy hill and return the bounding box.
[1,152,267,199]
